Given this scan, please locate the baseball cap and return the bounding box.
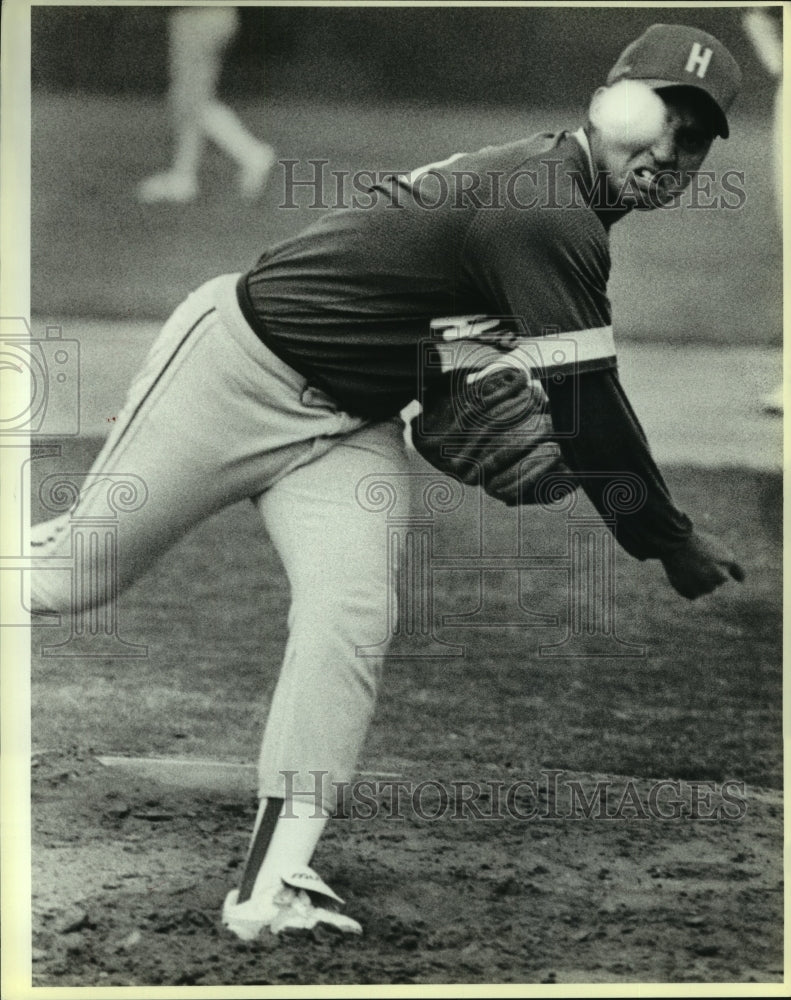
[607,23,742,138]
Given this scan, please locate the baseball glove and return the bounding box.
[410,362,575,506]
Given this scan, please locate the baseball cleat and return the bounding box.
[136,171,198,204]
[238,143,276,199]
[221,866,362,939]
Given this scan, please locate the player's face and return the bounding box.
[591,87,716,210]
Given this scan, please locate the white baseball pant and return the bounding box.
[30,273,410,811]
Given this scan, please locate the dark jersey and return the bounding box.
[238,129,692,561]
[240,131,616,419]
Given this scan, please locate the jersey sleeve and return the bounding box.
[543,366,693,561]
[462,201,616,377]
[463,201,692,561]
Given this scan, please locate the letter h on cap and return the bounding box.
[685,42,713,78]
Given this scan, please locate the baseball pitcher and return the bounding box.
[31,24,745,938]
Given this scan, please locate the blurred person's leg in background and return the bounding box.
[137,7,275,204]
[742,8,783,416]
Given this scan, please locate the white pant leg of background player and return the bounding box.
[137,7,274,202]
[741,9,782,413]
[169,8,270,183]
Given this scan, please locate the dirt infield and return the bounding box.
[30,748,782,987]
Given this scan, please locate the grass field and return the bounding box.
[32,92,782,346]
